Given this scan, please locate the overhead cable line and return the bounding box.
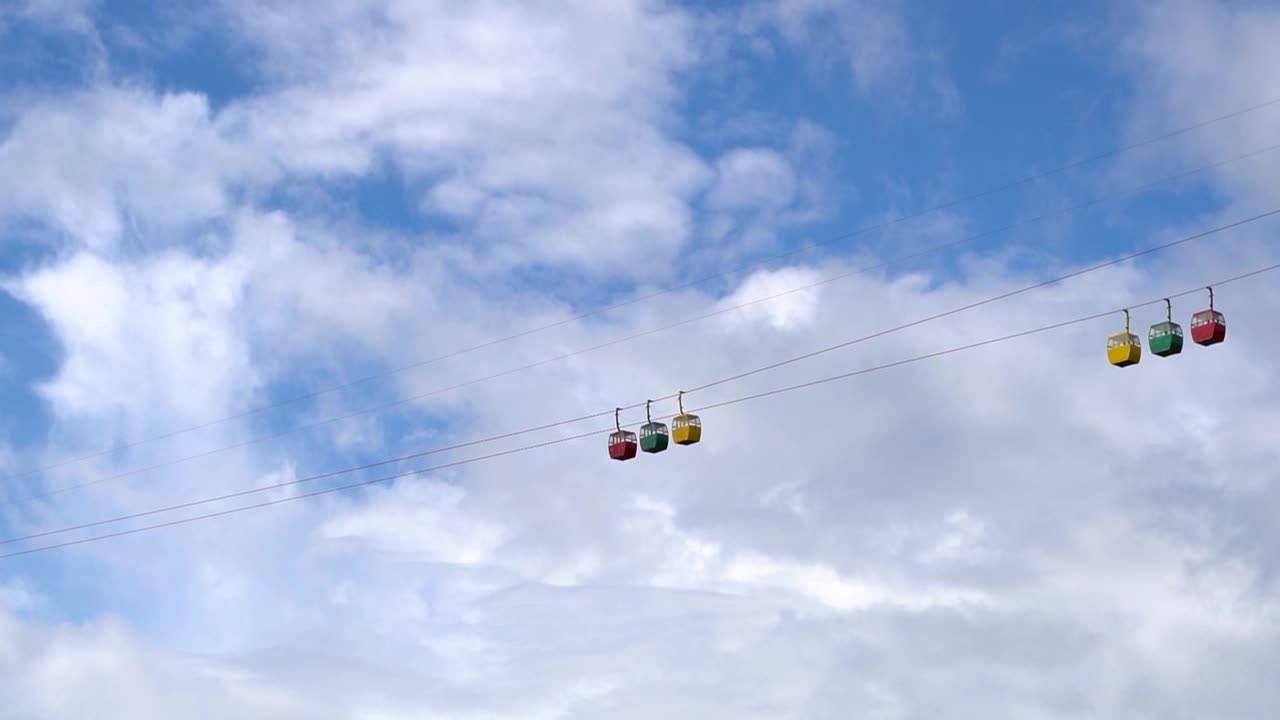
[683,207,1280,394]
[6,258,1279,551]
[15,148,1280,505]
[10,96,1280,483]
[693,263,1280,413]
[3,263,1278,561]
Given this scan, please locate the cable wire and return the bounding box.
[685,207,1280,394]
[3,262,1278,560]
[10,96,1280,483]
[696,263,1280,412]
[14,146,1280,504]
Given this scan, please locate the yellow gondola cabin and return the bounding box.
[671,391,701,445]
[1107,309,1142,367]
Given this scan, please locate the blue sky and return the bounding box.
[2,1,1280,716]
[0,0,1260,561]
[0,0,1249,581]
[0,0,1255,466]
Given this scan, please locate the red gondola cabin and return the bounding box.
[609,430,637,460]
[1190,309,1226,346]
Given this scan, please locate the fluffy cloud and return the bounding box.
[1116,0,1280,208]
[709,148,799,212]
[0,0,97,33]
[217,0,715,276]
[0,87,266,249]
[8,226,1280,716]
[742,0,960,115]
[2,0,713,276]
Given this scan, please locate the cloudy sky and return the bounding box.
[2,0,1280,716]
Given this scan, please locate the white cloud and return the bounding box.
[743,0,960,115]
[319,482,506,565]
[699,123,838,251]
[5,222,1280,716]
[1,0,715,276]
[712,265,824,332]
[1115,0,1280,208]
[212,0,715,276]
[0,87,264,249]
[0,0,98,34]
[709,147,799,212]
[720,552,992,612]
[6,247,256,434]
[918,509,987,565]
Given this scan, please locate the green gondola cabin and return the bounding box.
[1148,320,1183,357]
[640,421,669,453]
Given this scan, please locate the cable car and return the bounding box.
[639,400,669,454]
[608,408,637,461]
[1107,309,1141,367]
[1148,299,1183,357]
[1190,286,1226,346]
[671,391,701,445]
